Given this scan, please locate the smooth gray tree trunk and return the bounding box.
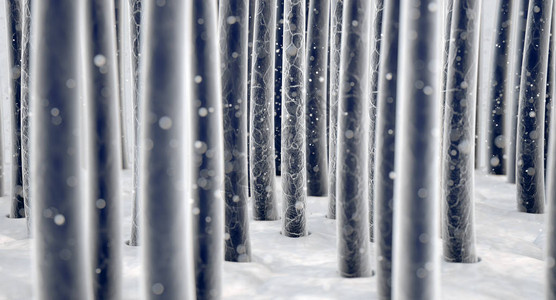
[375,0,400,297]
[20,0,31,224]
[86,0,124,298]
[392,0,441,298]
[190,1,225,298]
[31,1,91,298]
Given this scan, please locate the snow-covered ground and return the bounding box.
[0,170,545,300]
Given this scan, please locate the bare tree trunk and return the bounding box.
[515,0,553,214]
[392,0,441,298]
[20,0,31,225]
[375,0,400,296]
[31,1,91,298]
[282,0,308,237]
[219,0,252,262]
[336,0,372,278]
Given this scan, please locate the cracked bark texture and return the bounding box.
[336,0,372,278]
[515,0,552,214]
[486,0,513,175]
[219,0,252,262]
[250,0,279,221]
[31,1,90,298]
[139,1,195,299]
[87,0,123,298]
[8,0,25,219]
[190,1,225,298]
[506,0,530,184]
[129,0,142,246]
[375,0,400,297]
[327,0,343,219]
[282,0,308,238]
[305,0,329,196]
[20,0,31,225]
[368,0,383,243]
[442,0,479,264]
[392,0,441,299]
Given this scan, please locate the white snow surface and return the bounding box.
[0,170,546,299]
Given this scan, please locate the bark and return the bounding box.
[190,1,225,298]
[139,1,195,299]
[20,0,31,223]
[305,0,329,196]
[336,0,372,278]
[392,0,441,298]
[327,0,343,219]
[506,0,530,183]
[250,0,279,221]
[219,0,252,262]
[87,0,123,298]
[515,0,553,214]
[7,0,25,218]
[281,0,308,238]
[31,1,90,298]
[442,0,480,264]
[375,0,400,297]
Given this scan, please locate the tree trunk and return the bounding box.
[486,0,513,175]
[8,0,25,219]
[375,0,400,296]
[250,0,279,221]
[336,0,372,278]
[139,1,195,299]
[515,0,553,214]
[190,1,225,298]
[392,0,441,298]
[506,0,530,184]
[87,0,123,298]
[219,0,252,262]
[128,0,142,246]
[442,0,480,264]
[31,1,90,298]
[20,0,31,225]
[327,0,343,219]
[275,0,284,176]
[282,0,308,237]
[305,0,329,196]
[368,0,383,243]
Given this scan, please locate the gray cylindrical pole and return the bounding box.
[282,0,308,238]
[8,0,25,219]
[486,0,513,175]
[506,0,530,183]
[20,0,31,224]
[327,0,343,219]
[515,0,553,214]
[190,1,225,299]
[250,0,278,221]
[375,0,400,297]
[87,0,124,298]
[368,0,384,243]
[336,0,372,278]
[129,0,142,246]
[219,0,252,262]
[442,0,480,264]
[305,0,329,196]
[139,1,194,299]
[392,0,441,298]
[31,1,91,298]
